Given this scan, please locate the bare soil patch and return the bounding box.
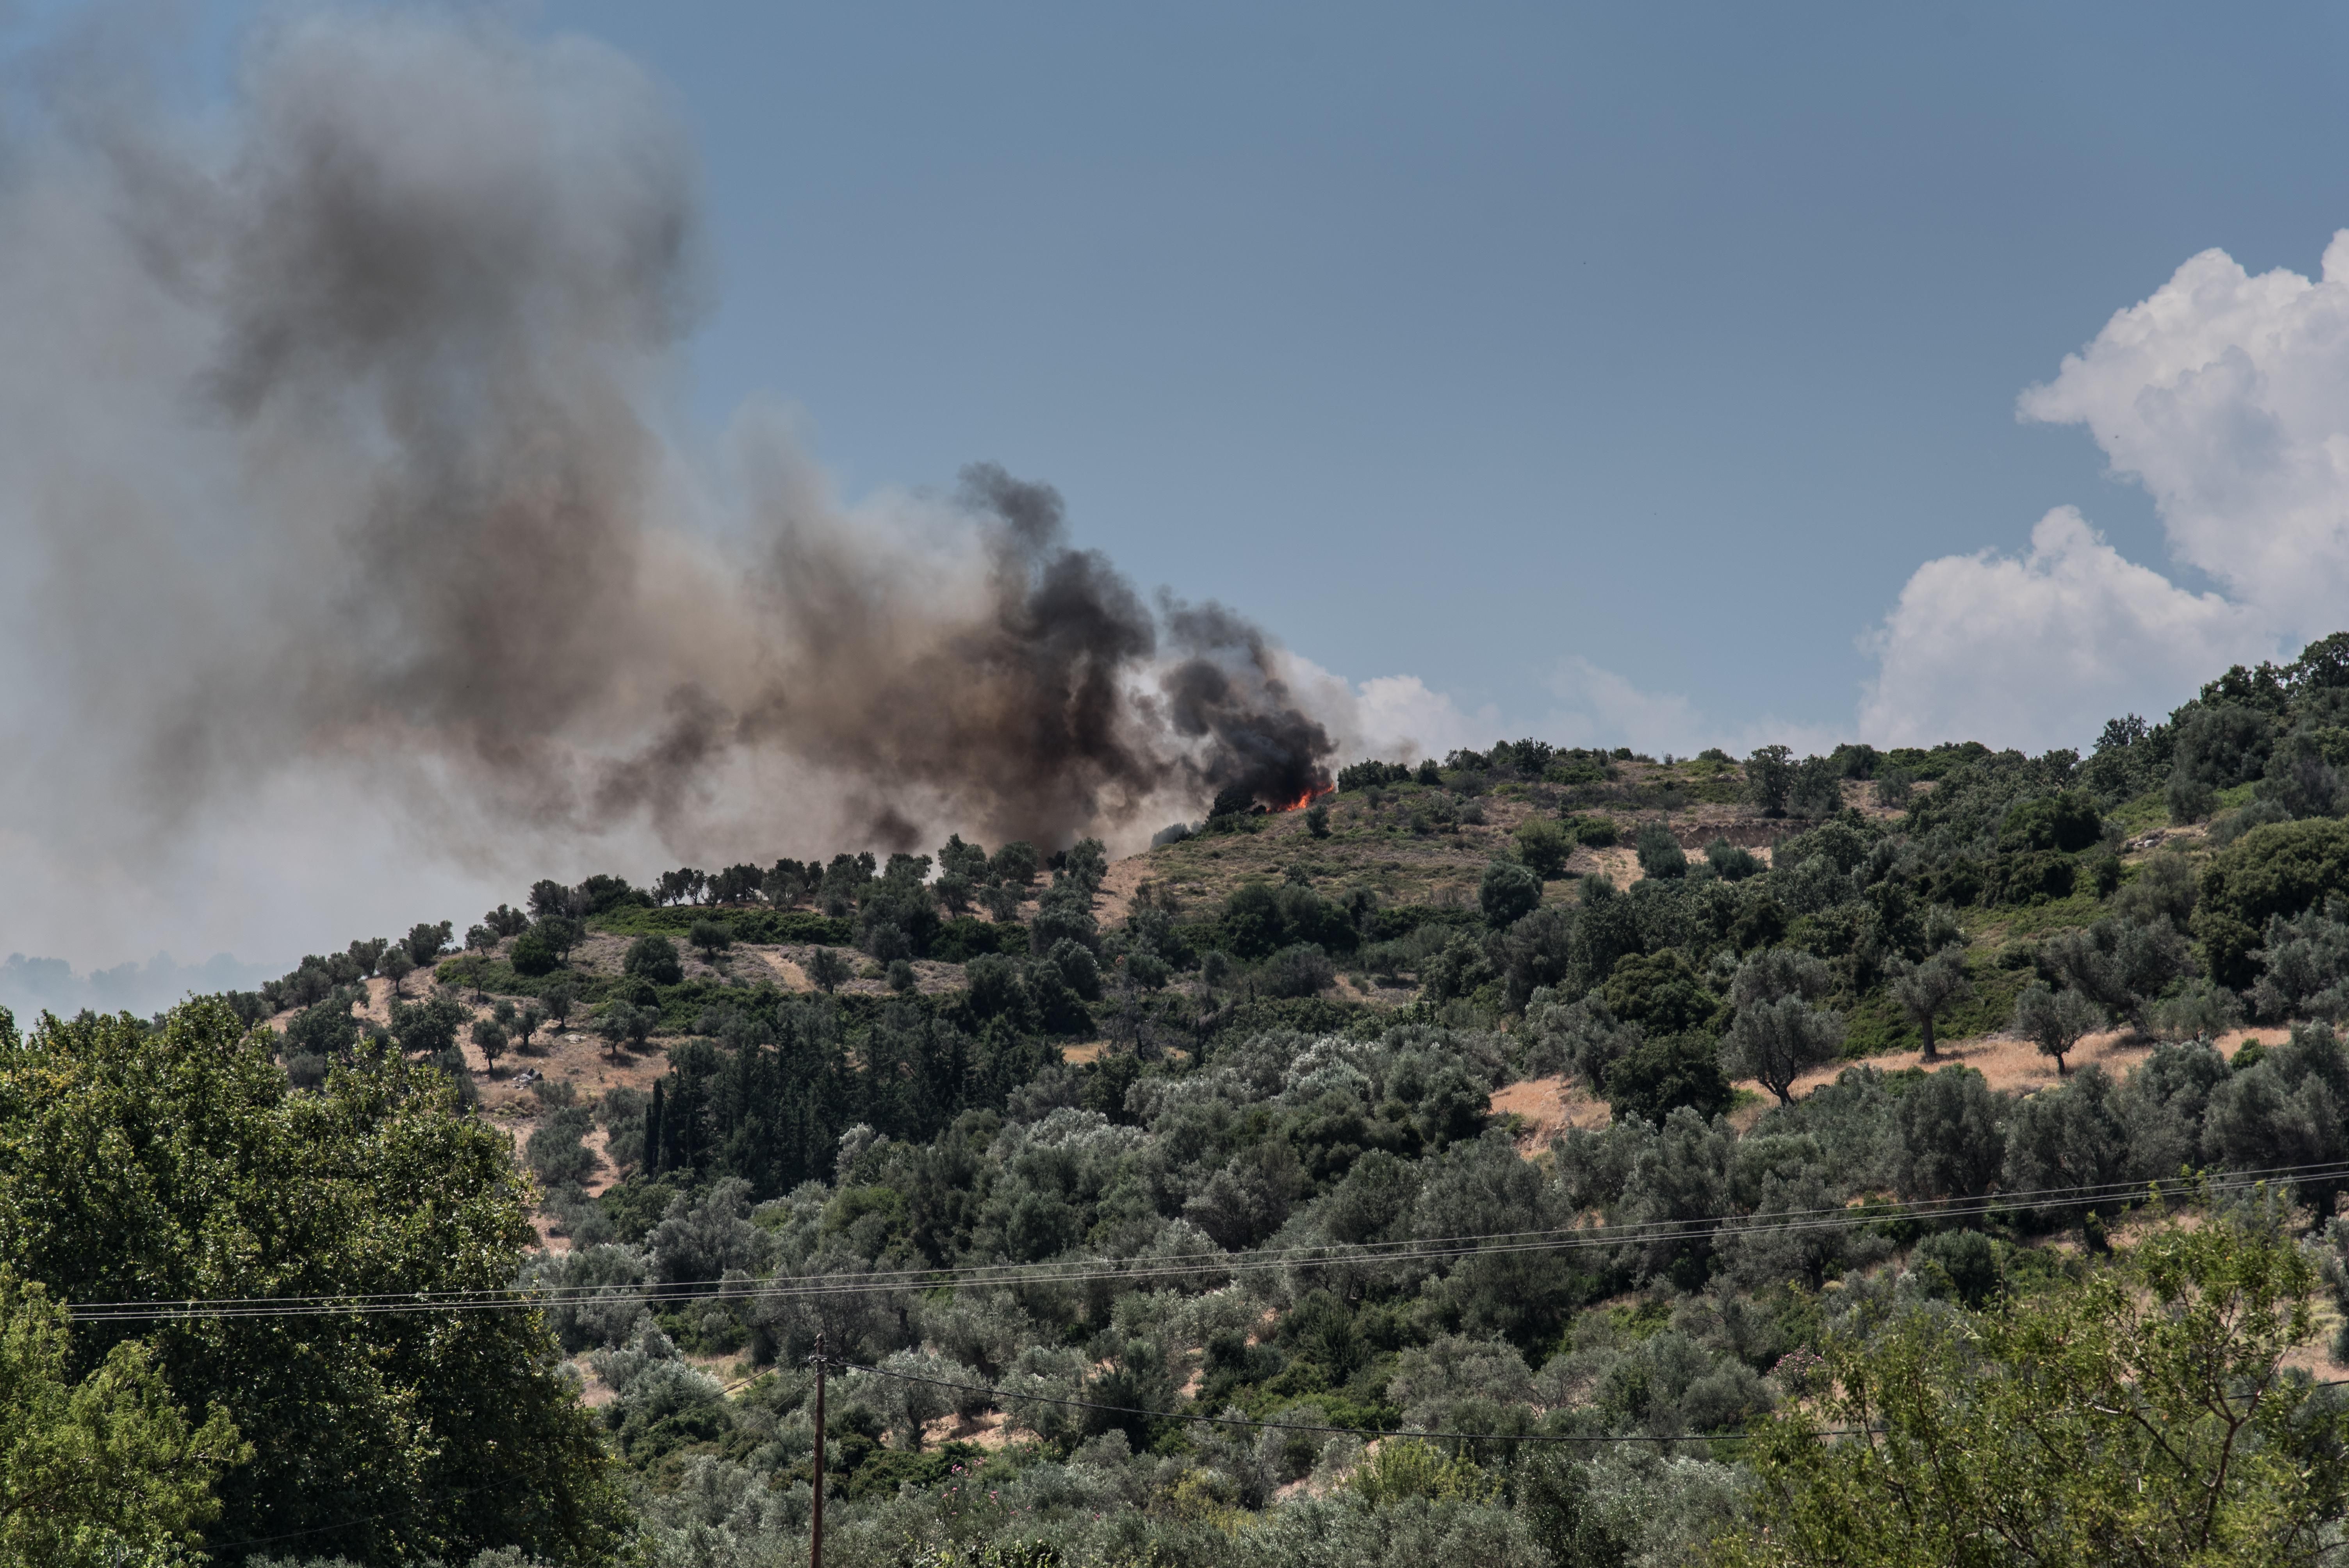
[1488,1074,1609,1151]
[1745,1028,2158,1103]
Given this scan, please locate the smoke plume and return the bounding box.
[0,7,1333,881]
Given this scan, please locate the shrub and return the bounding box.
[1346,1438,1498,1506]
[1606,1032,1733,1125]
[623,935,683,987]
[1706,839,1763,881]
[509,927,558,977]
[1337,759,1413,791]
[1516,818,1574,880]
[2000,791,2103,854]
[1479,858,1542,927]
[2210,797,2292,846]
[687,919,733,962]
[1636,823,1688,880]
[1602,949,1720,1036]
[1983,848,2077,905]
[1568,814,1620,848]
[2167,772,2218,824]
[527,1107,599,1188]
[1259,944,1336,999]
[2196,817,2349,988]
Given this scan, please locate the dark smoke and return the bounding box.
[1,7,1333,869]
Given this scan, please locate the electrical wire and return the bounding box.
[57,1160,2336,1325]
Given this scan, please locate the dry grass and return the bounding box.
[1524,1021,2290,1159]
[1489,1074,1610,1151]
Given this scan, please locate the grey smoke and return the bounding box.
[0,7,1333,878]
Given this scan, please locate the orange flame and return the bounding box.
[1280,783,1336,813]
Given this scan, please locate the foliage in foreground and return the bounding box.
[0,1002,629,1564]
[0,1269,244,1568]
[1723,1204,2349,1568]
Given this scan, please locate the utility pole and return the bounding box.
[810,1332,827,1568]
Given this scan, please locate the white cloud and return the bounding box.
[1280,650,1844,774]
[1540,658,1702,755]
[1865,234,2349,748]
[2019,238,2349,630]
[1861,508,2268,750]
[1542,658,1844,761]
[1273,653,1499,765]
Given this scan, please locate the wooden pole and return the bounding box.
[811,1332,827,1568]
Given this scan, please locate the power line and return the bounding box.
[59,1160,2329,1325]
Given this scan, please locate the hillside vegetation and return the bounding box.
[17,636,2349,1563]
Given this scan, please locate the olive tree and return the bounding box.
[1720,948,1844,1105]
[808,946,852,994]
[1886,948,1974,1063]
[2013,984,2103,1076]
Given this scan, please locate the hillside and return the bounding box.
[18,638,2349,1564]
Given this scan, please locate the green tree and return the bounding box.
[2012,984,2103,1076]
[2197,817,2349,989]
[1605,1032,1733,1125]
[1886,947,1973,1063]
[1747,744,1795,816]
[514,1002,546,1052]
[402,919,453,967]
[542,975,577,1031]
[990,841,1040,887]
[1788,754,1843,818]
[471,1016,508,1076]
[447,951,487,1002]
[597,1001,651,1062]
[688,918,734,964]
[380,944,415,998]
[808,946,852,994]
[623,933,684,986]
[1720,1000,1844,1108]
[1721,1209,2349,1568]
[535,913,585,964]
[508,927,558,977]
[0,1003,629,1561]
[390,993,466,1058]
[1516,817,1573,880]
[0,1267,246,1567]
[1480,857,1542,928]
[1636,823,1689,880]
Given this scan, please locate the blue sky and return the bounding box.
[535,0,2349,742]
[10,0,2349,990]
